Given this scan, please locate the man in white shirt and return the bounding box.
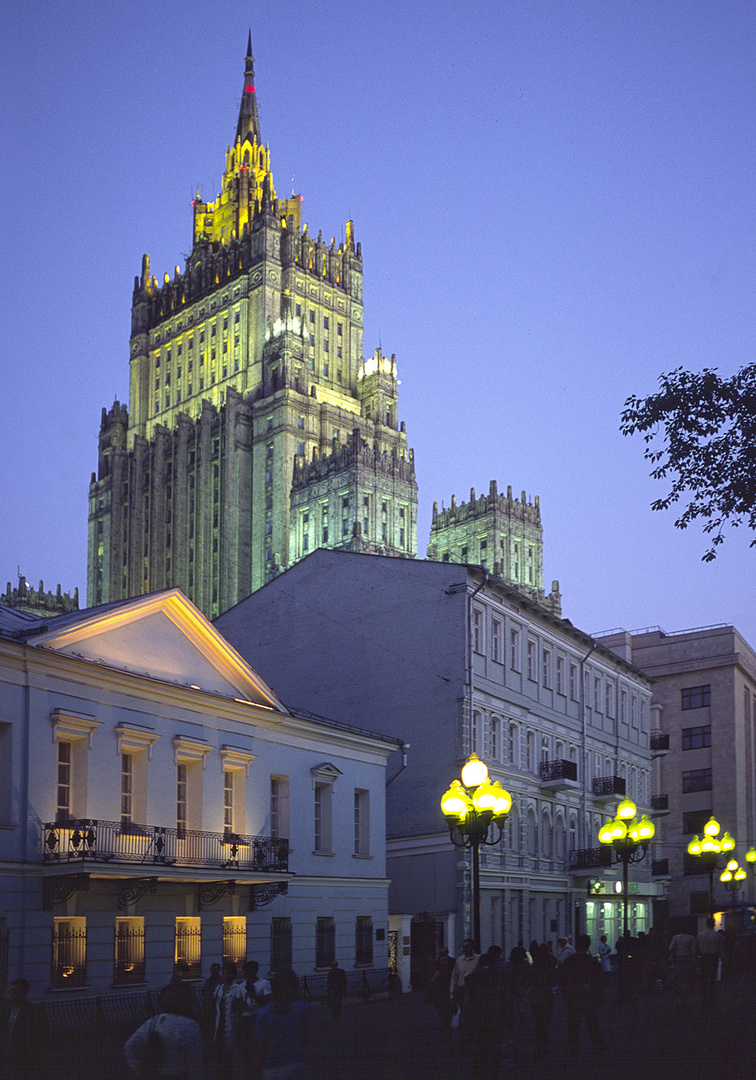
[450,938,480,1017]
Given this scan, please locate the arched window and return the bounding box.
[555,814,566,860]
[508,803,520,851]
[491,716,501,762]
[472,711,481,755]
[527,808,538,855]
[541,810,552,858]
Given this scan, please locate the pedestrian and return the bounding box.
[508,942,530,1018]
[325,959,348,1019]
[0,977,46,1080]
[201,964,223,1044]
[598,935,612,975]
[449,938,480,1025]
[668,931,697,996]
[465,948,514,1078]
[697,917,724,1006]
[424,947,456,1033]
[529,943,557,1060]
[213,963,240,1079]
[124,986,203,1080]
[159,965,200,1022]
[555,937,576,965]
[253,968,310,1080]
[232,959,272,1070]
[557,934,604,1060]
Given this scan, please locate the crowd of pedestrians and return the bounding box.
[121,959,315,1080]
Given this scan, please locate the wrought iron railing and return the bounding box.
[650,733,670,752]
[569,846,613,872]
[539,759,578,782]
[651,794,669,811]
[43,820,289,872]
[592,776,626,797]
[652,859,669,876]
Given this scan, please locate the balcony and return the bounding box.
[569,846,613,874]
[539,759,579,791]
[650,733,670,756]
[592,776,626,802]
[43,820,289,874]
[652,859,669,876]
[650,794,670,817]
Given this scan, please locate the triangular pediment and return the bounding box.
[31,590,287,711]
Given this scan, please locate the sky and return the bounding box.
[2,0,756,644]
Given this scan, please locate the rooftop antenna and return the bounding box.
[291,175,295,196]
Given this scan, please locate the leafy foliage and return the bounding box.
[621,364,756,561]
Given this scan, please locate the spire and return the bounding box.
[235,31,261,144]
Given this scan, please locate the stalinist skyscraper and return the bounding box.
[88,35,417,618]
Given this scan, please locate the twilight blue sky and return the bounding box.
[2,0,756,644]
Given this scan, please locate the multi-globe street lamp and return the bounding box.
[597,797,655,938]
[719,859,747,904]
[440,753,513,952]
[686,816,736,916]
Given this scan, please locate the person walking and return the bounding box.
[668,931,697,997]
[231,959,272,1071]
[253,969,310,1080]
[424,946,456,1032]
[557,934,604,1060]
[0,978,46,1080]
[325,960,347,1020]
[449,939,480,1026]
[598,935,613,975]
[124,989,203,1080]
[697,918,724,1006]
[529,943,557,1060]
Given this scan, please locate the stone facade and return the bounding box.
[427,480,561,615]
[88,37,416,619]
[216,550,656,985]
[597,625,756,928]
[1,576,78,617]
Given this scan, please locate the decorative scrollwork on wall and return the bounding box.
[43,874,91,910]
[198,880,236,910]
[249,881,288,910]
[117,878,159,910]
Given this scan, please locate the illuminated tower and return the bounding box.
[88,35,417,618]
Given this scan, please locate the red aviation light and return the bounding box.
[246,84,255,92]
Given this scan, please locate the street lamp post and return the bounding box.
[686,817,736,916]
[719,859,747,908]
[440,753,513,953]
[597,797,655,939]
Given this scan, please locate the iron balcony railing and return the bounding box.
[651,794,669,812]
[650,733,670,752]
[43,820,289,873]
[539,759,578,783]
[652,859,669,876]
[592,776,626,798]
[569,846,613,872]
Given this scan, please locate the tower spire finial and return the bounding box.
[236,30,261,144]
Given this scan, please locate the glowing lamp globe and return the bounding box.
[720,869,733,883]
[704,817,720,838]
[490,781,512,817]
[687,836,702,856]
[610,818,628,842]
[441,781,470,821]
[637,815,655,843]
[617,798,637,821]
[735,867,747,883]
[461,753,489,789]
[472,779,496,814]
[721,832,735,853]
[598,822,614,846]
[746,847,756,865]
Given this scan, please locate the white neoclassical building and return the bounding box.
[0,589,399,999]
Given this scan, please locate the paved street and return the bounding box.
[304,975,756,1080]
[67,972,756,1079]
